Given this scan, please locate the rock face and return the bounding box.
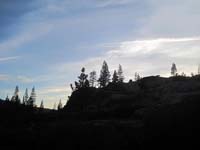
[64,75,200,118]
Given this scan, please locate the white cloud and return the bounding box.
[39,85,70,95]
[96,0,134,7]
[0,56,19,62]
[15,74,55,84]
[54,37,200,82]
[138,0,200,37]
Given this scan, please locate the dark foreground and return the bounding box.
[1,76,200,149]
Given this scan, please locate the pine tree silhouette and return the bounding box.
[118,64,124,82]
[98,61,110,87]
[112,70,119,83]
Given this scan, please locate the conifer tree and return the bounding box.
[70,83,74,91]
[5,95,9,101]
[74,81,80,90]
[28,87,36,107]
[14,86,19,96]
[118,64,124,82]
[112,70,119,83]
[85,79,90,87]
[171,63,177,76]
[11,86,20,104]
[57,99,63,110]
[135,72,141,81]
[40,100,44,109]
[24,88,29,105]
[98,61,110,87]
[77,67,88,88]
[89,71,97,87]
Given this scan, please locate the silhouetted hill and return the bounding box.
[64,75,200,118]
[1,75,200,149]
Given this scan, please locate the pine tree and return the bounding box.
[98,61,110,87]
[118,64,124,82]
[40,100,44,109]
[74,81,80,90]
[57,99,63,110]
[85,79,90,87]
[11,86,20,104]
[112,70,119,83]
[171,63,177,76]
[70,83,74,91]
[14,86,19,97]
[181,72,186,77]
[5,95,9,101]
[89,71,97,87]
[135,72,141,81]
[77,67,88,88]
[24,88,29,105]
[28,87,36,107]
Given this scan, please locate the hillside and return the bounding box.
[0,75,200,149]
[65,75,200,118]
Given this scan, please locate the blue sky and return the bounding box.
[0,0,200,108]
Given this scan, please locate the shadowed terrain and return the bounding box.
[0,75,200,149]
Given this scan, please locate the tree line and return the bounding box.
[5,86,36,107]
[171,63,200,77]
[71,61,200,91]
[70,60,139,91]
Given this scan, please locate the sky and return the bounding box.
[0,0,200,108]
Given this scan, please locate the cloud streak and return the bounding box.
[0,56,19,62]
[0,74,10,81]
[55,37,200,81]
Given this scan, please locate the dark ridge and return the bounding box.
[0,75,200,149]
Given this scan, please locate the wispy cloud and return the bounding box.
[55,37,200,81]
[39,85,70,95]
[96,0,134,8]
[0,74,10,81]
[0,56,19,62]
[0,23,53,51]
[37,85,71,108]
[15,74,54,84]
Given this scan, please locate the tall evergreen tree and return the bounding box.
[118,64,124,82]
[89,71,97,87]
[11,86,20,104]
[24,88,29,105]
[85,79,90,87]
[135,72,141,81]
[70,83,74,91]
[5,95,9,101]
[14,86,19,96]
[112,70,119,83]
[28,87,36,107]
[171,63,177,76]
[57,99,63,110]
[77,67,88,88]
[98,61,110,87]
[40,100,44,109]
